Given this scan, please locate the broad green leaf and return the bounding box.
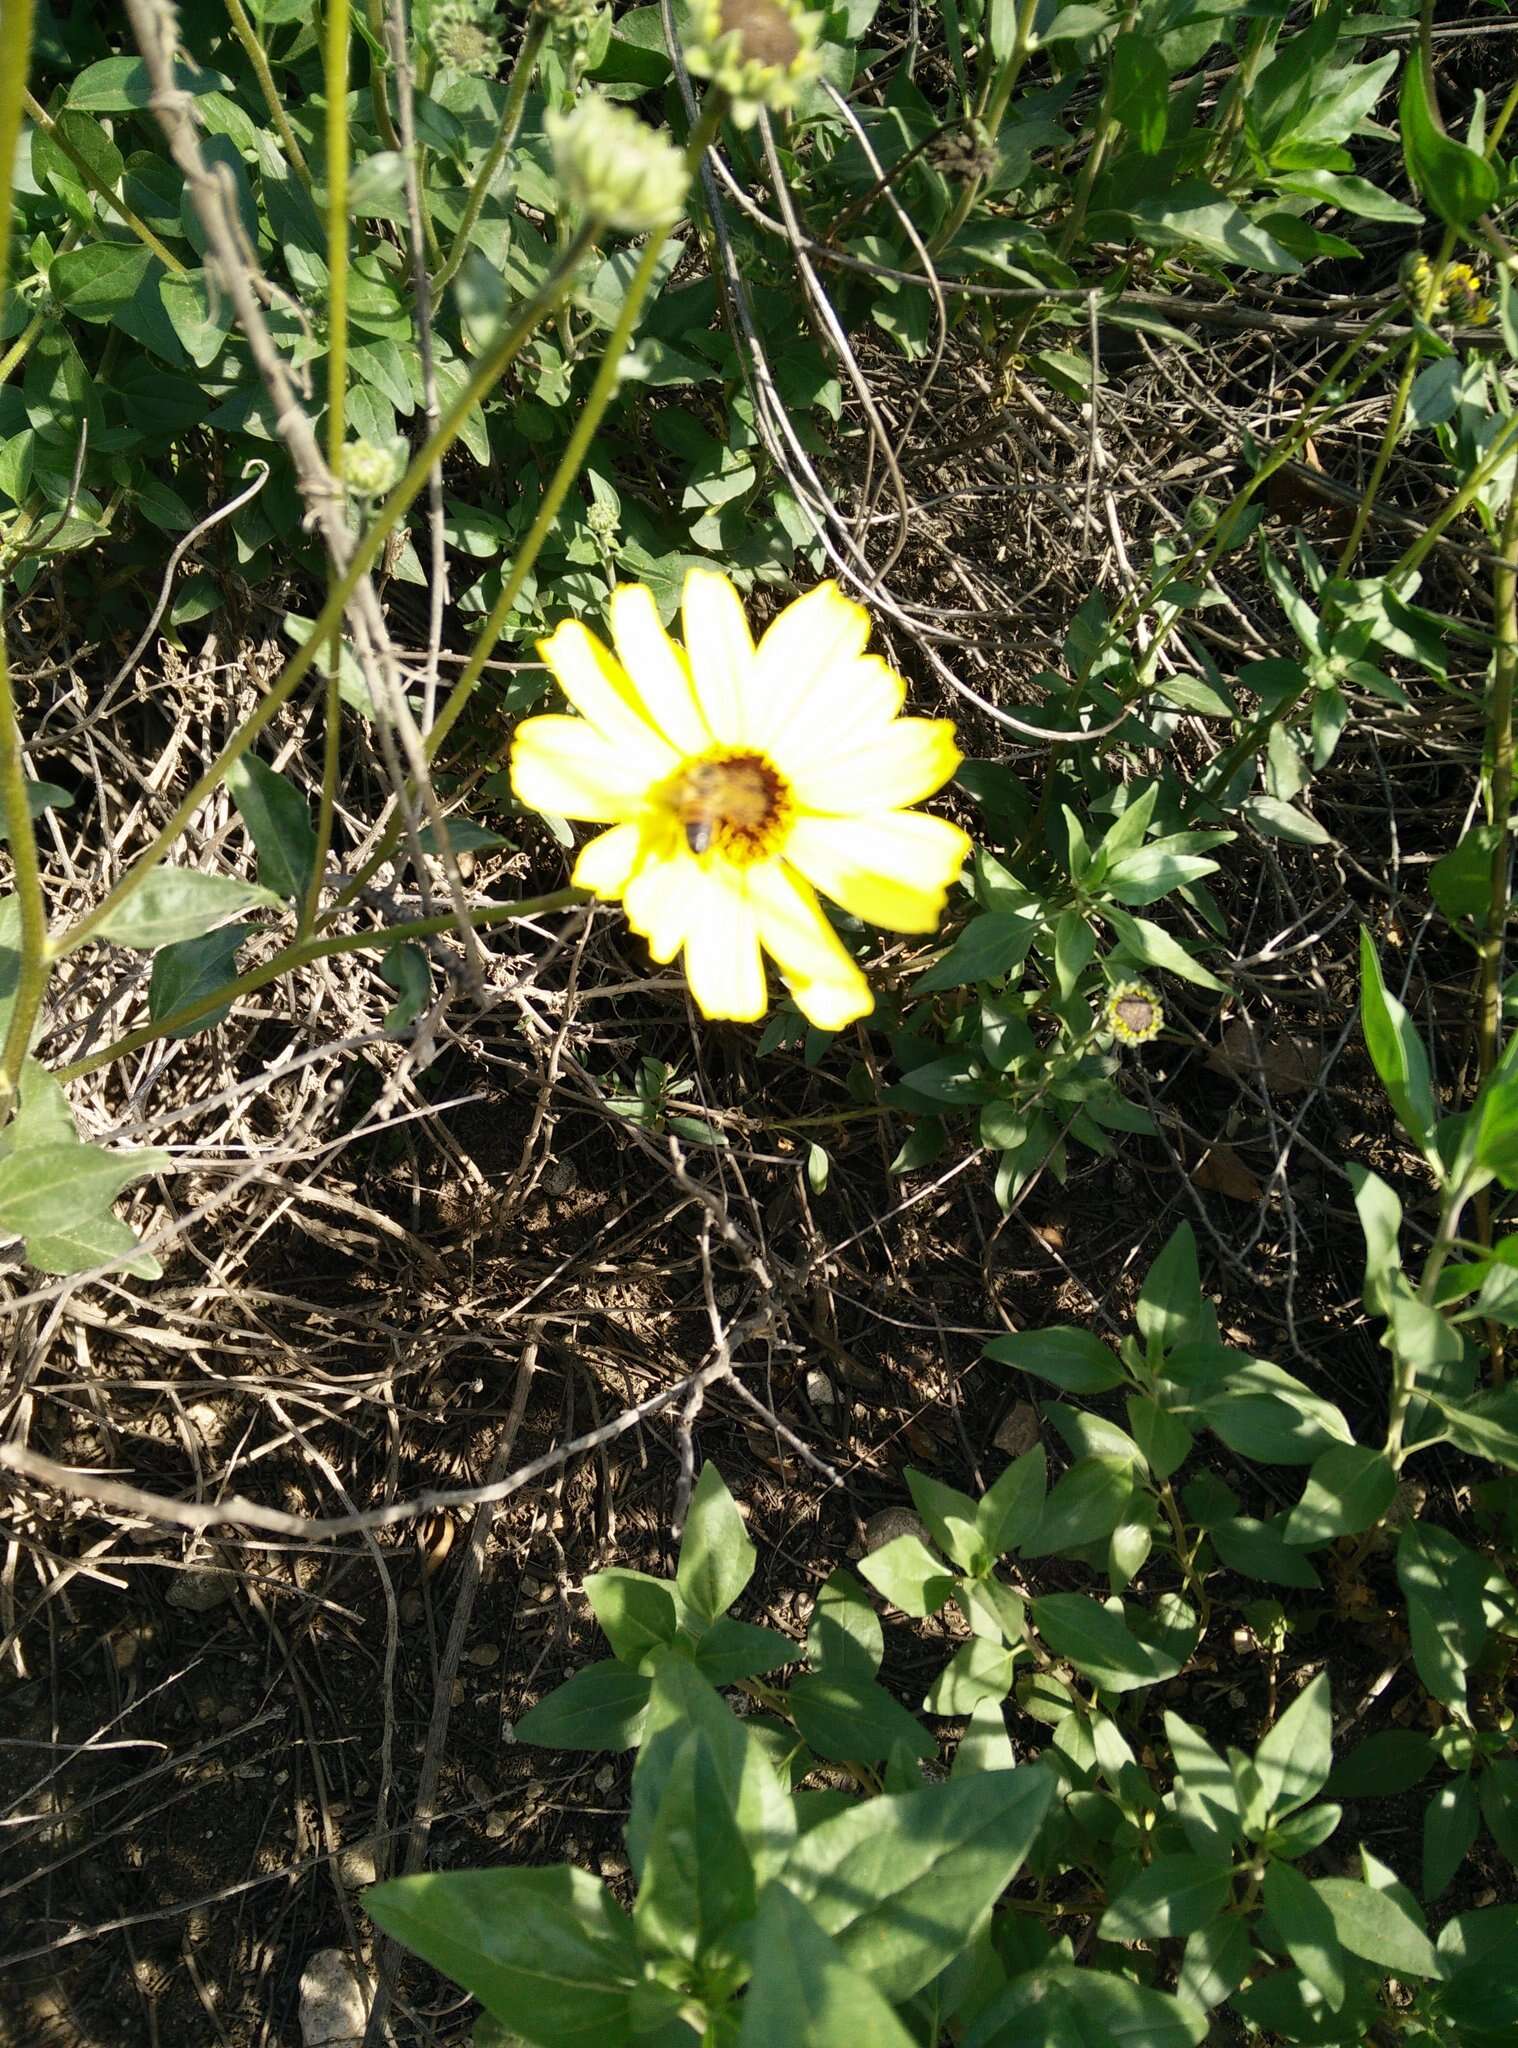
[915,909,1039,992]
[982,1326,1125,1393]
[93,869,279,951]
[976,1445,1046,1558]
[1478,1757,1518,1864]
[0,1066,167,1279]
[785,1670,935,1763]
[1022,1455,1135,1557]
[380,942,429,1033]
[1431,824,1498,925]
[1349,1165,1402,1316]
[147,924,251,1039]
[1178,1913,1253,2011]
[633,1725,758,1966]
[1328,1729,1435,1800]
[1137,1222,1205,1352]
[1266,1801,1342,1860]
[1196,1358,1353,1464]
[1429,1385,1518,1468]
[1472,1076,1518,1190]
[1422,1774,1479,1900]
[674,1464,755,1628]
[1124,183,1301,273]
[1102,843,1220,907]
[1396,1522,1487,1714]
[1165,1711,1241,1863]
[906,1468,987,1573]
[691,1616,796,1684]
[583,1569,678,1665]
[857,1533,955,1617]
[51,242,154,321]
[1313,1877,1437,1979]
[964,1962,1208,2048]
[1100,1853,1233,1942]
[1254,1673,1332,1818]
[1102,904,1227,990]
[1359,929,1437,1154]
[1125,1395,1192,1481]
[1031,1592,1186,1692]
[515,1662,651,1751]
[1264,1857,1346,2010]
[1401,55,1499,229]
[365,1867,640,2046]
[781,1768,1052,2003]
[67,54,219,110]
[806,1569,883,1680]
[1282,1445,1396,1547]
[1243,794,1331,846]
[924,1638,1015,1714]
[226,754,317,903]
[951,1697,1017,1777]
[1209,1513,1321,1588]
[1110,31,1169,152]
[738,1881,918,2048]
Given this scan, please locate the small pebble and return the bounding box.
[299,1950,370,2047]
[599,1849,629,1879]
[336,1841,378,1891]
[993,1402,1040,1458]
[804,1368,836,1409]
[466,1643,500,1668]
[861,1507,930,1555]
[484,1811,508,1839]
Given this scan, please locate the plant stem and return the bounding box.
[1385,1182,1472,1465]
[55,887,588,1079]
[223,0,313,182]
[56,231,595,958]
[0,0,47,1104]
[23,90,188,270]
[929,0,1038,257]
[323,96,730,920]
[364,0,402,152]
[430,13,547,307]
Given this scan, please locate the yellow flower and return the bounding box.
[511,571,970,1028]
[1105,981,1164,1046]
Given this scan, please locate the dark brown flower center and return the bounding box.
[718,0,801,67]
[672,750,791,865]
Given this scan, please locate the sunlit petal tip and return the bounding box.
[680,567,755,745]
[572,822,647,898]
[791,974,875,1030]
[510,714,646,824]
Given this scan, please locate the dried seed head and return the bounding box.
[686,0,822,126]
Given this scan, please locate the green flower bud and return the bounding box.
[427,0,504,74]
[685,0,823,127]
[340,437,405,497]
[547,94,690,234]
[586,499,619,540]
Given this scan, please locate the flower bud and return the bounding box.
[339,437,405,498]
[547,94,691,234]
[427,0,504,74]
[1105,981,1164,1046]
[685,0,823,126]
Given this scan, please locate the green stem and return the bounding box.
[430,13,547,307]
[364,0,401,153]
[1386,1182,1472,1464]
[929,0,1039,256]
[0,0,46,1104]
[55,230,596,959]
[324,97,729,921]
[222,0,312,184]
[55,887,588,1080]
[23,90,187,271]
[0,221,82,382]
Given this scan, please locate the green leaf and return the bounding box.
[806,1568,883,1680]
[226,755,317,904]
[380,942,429,1033]
[515,1662,651,1751]
[857,1533,955,1617]
[1359,928,1437,1154]
[1102,843,1221,906]
[632,1724,758,1966]
[1100,1853,1234,1943]
[1209,1516,1322,1589]
[0,1065,167,1279]
[1478,1757,1518,1865]
[364,1866,640,2046]
[583,1569,678,1665]
[915,909,1039,992]
[924,1638,1016,1714]
[1401,55,1499,229]
[976,1445,1047,1558]
[1313,1876,1438,1979]
[1124,182,1301,272]
[964,1963,1208,2048]
[1396,1522,1487,1714]
[67,54,219,110]
[93,869,280,951]
[785,1670,936,1763]
[952,1696,1017,1777]
[1243,794,1331,846]
[1472,1077,1518,1191]
[1328,1729,1435,1799]
[1264,1857,1346,2011]
[1166,1711,1241,1863]
[983,1326,1126,1393]
[1022,1455,1135,1557]
[738,1881,919,2048]
[1282,1445,1397,1547]
[1178,1913,1254,2012]
[1195,1358,1353,1464]
[1429,1384,1518,1467]
[1110,32,1169,152]
[674,1464,755,1628]
[781,1767,1052,2002]
[1422,1774,1479,1900]
[692,1616,796,1684]
[1254,1673,1332,1818]
[1031,1592,1189,1692]
[148,924,251,1038]
[50,242,154,322]
[906,1468,987,1573]
[1431,824,1499,925]
[1102,904,1227,990]
[1137,1222,1205,1353]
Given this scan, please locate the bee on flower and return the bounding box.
[510,571,970,1028]
[1406,252,1493,327]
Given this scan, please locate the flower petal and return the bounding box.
[748,581,875,756]
[511,715,652,823]
[785,811,971,933]
[609,583,711,756]
[537,618,678,776]
[682,567,754,745]
[624,848,693,962]
[572,821,649,897]
[749,861,873,1028]
[681,863,767,1020]
[790,718,962,815]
